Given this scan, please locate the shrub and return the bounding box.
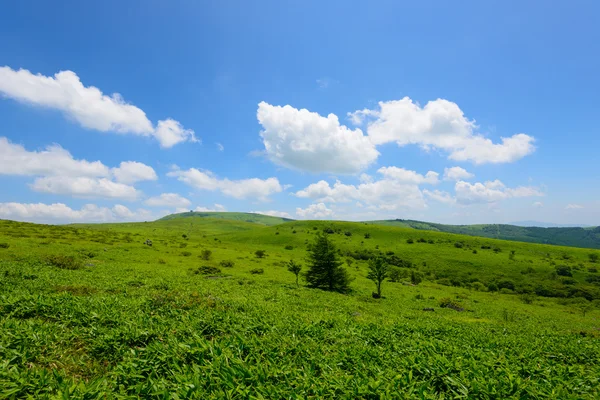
[417,238,427,243]
[220,260,235,268]
[493,247,502,253]
[344,231,352,237]
[182,234,187,239]
[284,245,294,250]
[200,249,212,261]
[388,266,407,282]
[521,267,536,274]
[439,298,463,311]
[472,282,486,292]
[497,279,516,291]
[588,267,598,274]
[292,230,297,234]
[158,258,167,265]
[181,251,192,257]
[481,245,491,250]
[255,250,266,258]
[437,278,452,287]
[555,265,573,277]
[196,266,222,275]
[472,249,478,254]
[45,255,83,270]
[427,239,435,244]
[249,268,264,275]
[364,233,371,239]
[487,282,499,292]
[386,255,413,269]
[0,243,10,249]
[521,293,536,304]
[406,238,414,244]
[410,271,423,285]
[499,288,515,294]
[324,227,335,234]
[454,242,464,249]
[590,253,599,263]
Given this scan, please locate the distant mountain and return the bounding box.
[368,219,600,249]
[159,211,294,226]
[510,221,591,228]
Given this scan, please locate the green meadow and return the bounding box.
[1,212,599,398]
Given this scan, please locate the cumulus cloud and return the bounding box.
[167,167,284,201]
[216,142,224,151]
[251,210,294,219]
[0,67,196,148]
[194,204,226,212]
[296,203,334,219]
[0,202,154,223]
[349,97,535,164]
[532,201,544,208]
[566,204,583,210]
[455,180,543,205]
[30,177,140,200]
[257,102,379,174]
[423,189,456,205]
[377,166,439,184]
[111,161,157,184]
[443,166,474,181]
[144,193,191,208]
[0,137,110,177]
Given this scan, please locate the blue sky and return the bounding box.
[1,0,599,225]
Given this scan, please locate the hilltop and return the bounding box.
[159,211,293,226]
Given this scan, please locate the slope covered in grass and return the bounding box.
[159,211,293,226]
[1,217,600,398]
[370,219,600,249]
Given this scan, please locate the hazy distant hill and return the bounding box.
[368,219,600,249]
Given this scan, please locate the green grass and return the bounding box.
[1,215,600,398]
[158,211,293,226]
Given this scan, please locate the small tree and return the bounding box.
[287,260,302,287]
[305,231,350,292]
[590,253,599,263]
[367,257,388,298]
[255,250,266,258]
[200,249,212,260]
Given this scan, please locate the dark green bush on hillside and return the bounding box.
[364,233,371,239]
[284,245,293,250]
[497,280,516,291]
[406,238,414,244]
[200,249,212,260]
[385,255,413,269]
[0,243,10,249]
[590,253,599,263]
[220,260,235,268]
[417,238,427,243]
[181,251,192,257]
[556,265,573,277]
[249,268,264,275]
[195,265,221,275]
[255,250,266,258]
[324,227,335,234]
[454,242,464,249]
[487,282,499,292]
[388,266,407,282]
[344,231,352,237]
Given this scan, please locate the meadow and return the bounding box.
[1,213,599,399]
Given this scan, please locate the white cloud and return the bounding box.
[0,67,196,148]
[0,202,154,223]
[216,142,224,151]
[145,193,191,208]
[168,167,283,201]
[251,210,293,219]
[455,180,543,205]
[349,97,535,164]
[30,177,140,200]
[424,189,456,205]
[194,204,226,212]
[153,119,198,148]
[111,161,157,184]
[532,201,544,208]
[0,137,110,177]
[443,166,474,181]
[296,203,334,219]
[566,204,583,210]
[377,166,439,184]
[256,101,379,174]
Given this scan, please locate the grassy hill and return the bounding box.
[1,215,600,397]
[369,219,600,249]
[159,211,293,226]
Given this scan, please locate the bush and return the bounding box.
[454,242,464,249]
[472,249,478,254]
[200,249,212,261]
[220,260,235,268]
[590,253,599,263]
[487,282,499,292]
[427,239,435,244]
[439,297,463,311]
[521,293,536,304]
[255,250,266,258]
[388,266,408,282]
[324,227,335,234]
[406,238,414,244]
[521,266,536,275]
[249,268,264,275]
[344,231,352,237]
[437,278,452,287]
[493,247,502,253]
[195,266,222,275]
[386,255,413,269]
[181,251,192,257]
[284,245,294,250]
[417,238,427,243]
[472,282,486,292]
[0,243,10,249]
[481,245,491,250]
[410,271,423,285]
[555,265,573,277]
[499,288,515,295]
[364,233,371,239]
[158,258,167,265]
[45,255,83,270]
[497,279,516,291]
